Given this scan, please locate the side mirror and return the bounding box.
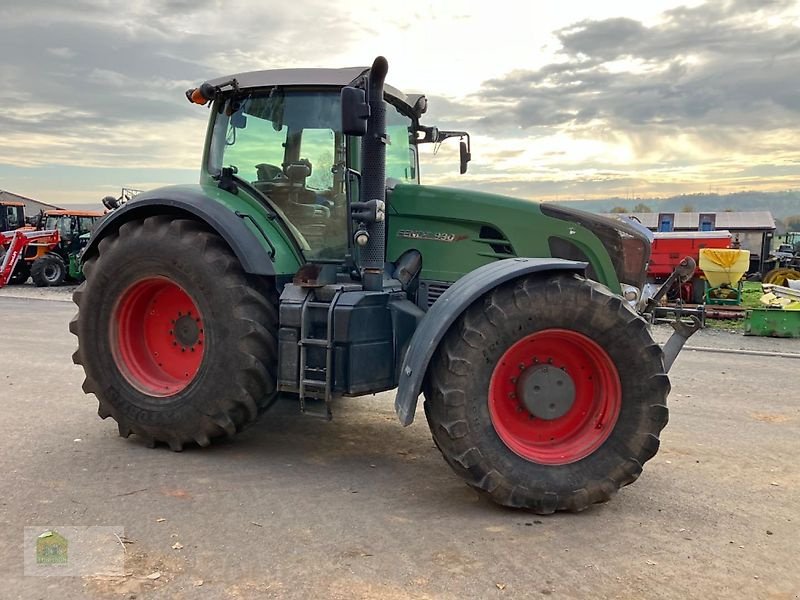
[341,86,370,137]
[459,140,471,174]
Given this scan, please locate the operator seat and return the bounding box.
[284,160,316,206]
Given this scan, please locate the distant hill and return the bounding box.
[555,191,800,224]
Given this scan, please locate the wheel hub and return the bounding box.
[173,313,200,347]
[487,329,622,465]
[518,365,575,420]
[112,277,205,397]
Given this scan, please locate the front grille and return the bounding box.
[418,280,452,309]
[477,225,516,257]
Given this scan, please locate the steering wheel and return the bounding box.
[255,163,285,182]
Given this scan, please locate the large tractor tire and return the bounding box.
[424,273,669,513]
[70,216,278,451]
[8,260,30,284]
[31,252,66,287]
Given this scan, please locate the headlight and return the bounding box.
[621,284,640,303]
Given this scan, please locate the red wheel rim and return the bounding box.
[112,277,205,397]
[488,329,621,465]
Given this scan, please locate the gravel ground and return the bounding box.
[650,323,800,355]
[1,296,799,599]
[0,282,78,302]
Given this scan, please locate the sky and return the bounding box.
[0,0,799,205]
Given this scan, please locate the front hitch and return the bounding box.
[662,315,701,372]
[638,255,702,372]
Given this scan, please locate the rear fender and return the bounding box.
[394,258,586,426]
[84,188,275,276]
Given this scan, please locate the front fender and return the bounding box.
[394,257,586,426]
[85,187,276,276]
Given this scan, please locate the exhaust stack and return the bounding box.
[359,56,389,291]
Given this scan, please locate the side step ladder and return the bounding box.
[298,289,342,420]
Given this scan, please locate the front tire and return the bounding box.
[31,253,66,287]
[424,273,669,513]
[70,216,278,450]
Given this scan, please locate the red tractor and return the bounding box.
[0,229,60,289]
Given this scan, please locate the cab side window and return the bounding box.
[6,207,19,228]
[79,217,96,235]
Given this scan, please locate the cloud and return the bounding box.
[417,0,800,198]
[0,0,363,171]
[1,0,798,203]
[455,0,800,137]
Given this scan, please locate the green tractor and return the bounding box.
[71,57,694,513]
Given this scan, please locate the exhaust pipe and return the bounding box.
[359,56,389,291]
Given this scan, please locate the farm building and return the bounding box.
[0,189,62,218]
[603,211,776,274]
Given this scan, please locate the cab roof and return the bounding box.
[1,200,25,207]
[206,66,421,113]
[45,209,105,217]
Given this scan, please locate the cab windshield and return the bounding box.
[208,89,419,261]
[208,90,348,261]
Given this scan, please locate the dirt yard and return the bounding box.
[1,290,798,599]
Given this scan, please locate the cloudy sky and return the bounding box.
[0,0,798,205]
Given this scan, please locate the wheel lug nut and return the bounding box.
[518,363,526,371]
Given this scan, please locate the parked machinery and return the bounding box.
[0,230,59,288]
[22,210,105,286]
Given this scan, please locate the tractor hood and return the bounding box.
[387,183,651,292]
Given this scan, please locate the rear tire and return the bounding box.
[70,216,279,450]
[424,273,669,513]
[31,253,66,287]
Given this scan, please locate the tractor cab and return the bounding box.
[42,210,104,255]
[199,68,468,263]
[0,201,26,232]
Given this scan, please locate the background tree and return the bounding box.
[681,204,696,212]
[632,203,652,213]
[785,215,800,230]
[610,206,628,213]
